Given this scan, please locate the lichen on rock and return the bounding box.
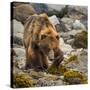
[13,73,37,88]
[73,30,88,48]
[47,64,68,75]
[64,70,87,84]
[64,55,78,65]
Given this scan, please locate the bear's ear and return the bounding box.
[40,13,48,18]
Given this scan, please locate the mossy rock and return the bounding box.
[64,55,78,65]
[64,70,87,84]
[45,75,59,81]
[13,73,37,88]
[47,64,68,75]
[73,31,88,48]
[29,70,45,79]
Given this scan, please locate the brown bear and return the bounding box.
[23,13,64,71]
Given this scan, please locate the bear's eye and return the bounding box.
[56,35,59,40]
[41,35,47,40]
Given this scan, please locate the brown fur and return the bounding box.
[23,13,63,71]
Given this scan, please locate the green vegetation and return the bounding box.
[13,73,37,88]
[64,70,87,84]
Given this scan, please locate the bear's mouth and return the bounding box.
[48,49,54,61]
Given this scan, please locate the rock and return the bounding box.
[73,31,87,48]
[63,55,78,65]
[67,6,88,30]
[12,19,24,46]
[32,3,48,14]
[13,47,25,57]
[55,23,69,32]
[47,4,66,12]
[61,17,74,30]
[66,39,74,45]
[47,5,68,18]
[56,18,69,32]
[13,73,37,88]
[12,19,24,34]
[13,48,25,69]
[13,4,36,24]
[72,20,86,30]
[64,70,87,84]
[29,70,46,79]
[49,15,60,26]
[66,49,88,76]
[67,6,87,21]
[13,44,23,48]
[68,6,87,16]
[37,78,64,86]
[37,74,65,86]
[13,34,23,46]
[48,64,68,75]
[15,57,25,69]
[67,29,83,37]
[60,30,83,42]
[61,17,74,25]
[60,32,71,41]
[60,38,74,55]
[49,16,68,32]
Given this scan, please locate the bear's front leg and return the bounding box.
[52,48,64,67]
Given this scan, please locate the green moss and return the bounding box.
[47,64,58,74]
[64,70,87,84]
[13,73,37,88]
[47,64,68,75]
[64,55,78,65]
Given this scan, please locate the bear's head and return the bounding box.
[26,13,60,53]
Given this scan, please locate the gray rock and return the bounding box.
[49,16,68,32]
[66,39,74,45]
[13,4,35,24]
[61,17,74,30]
[47,4,66,12]
[13,47,25,58]
[72,20,86,30]
[49,15,60,26]
[15,57,25,69]
[37,77,64,86]
[13,34,23,46]
[12,19,24,34]
[60,38,74,55]
[60,30,83,42]
[12,19,24,46]
[68,6,87,15]
[13,47,26,69]
[65,49,88,76]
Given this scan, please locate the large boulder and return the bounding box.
[12,19,24,46]
[49,15,68,32]
[13,47,25,69]
[13,4,36,24]
[73,31,88,48]
[72,20,86,30]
